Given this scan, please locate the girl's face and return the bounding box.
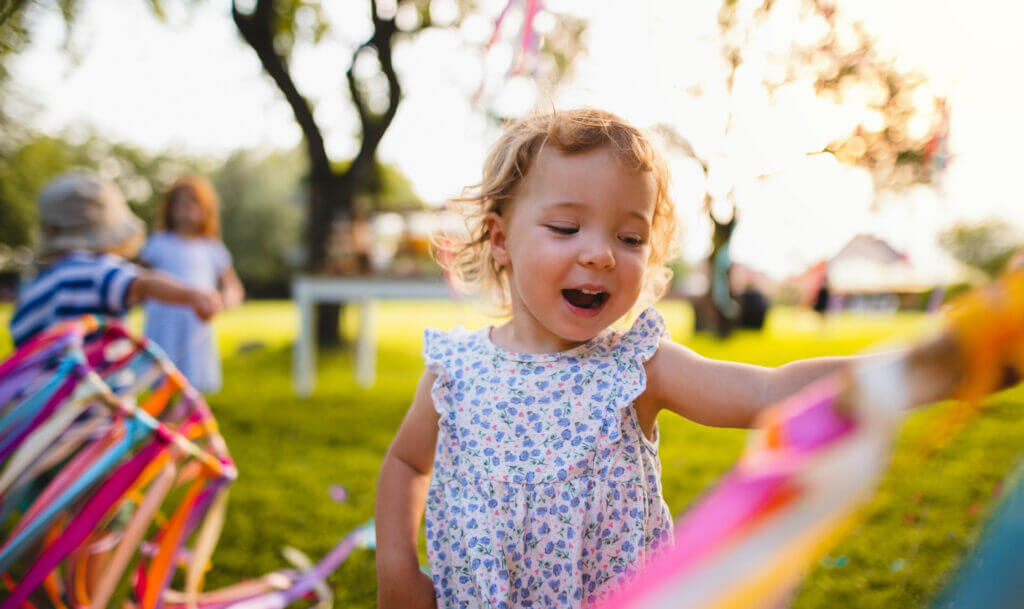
[170,191,205,236]
[488,145,656,352]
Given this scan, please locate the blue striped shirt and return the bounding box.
[9,252,140,346]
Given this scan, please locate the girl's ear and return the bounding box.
[486,211,511,266]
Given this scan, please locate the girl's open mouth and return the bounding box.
[562,288,609,311]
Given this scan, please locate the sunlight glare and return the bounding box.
[430,0,459,27]
[396,3,421,31]
[376,0,398,20]
[461,14,493,44]
[493,75,537,118]
[533,11,556,35]
[483,44,515,79]
[907,114,931,140]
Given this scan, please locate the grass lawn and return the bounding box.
[1,300,1022,608]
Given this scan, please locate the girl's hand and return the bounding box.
[218,267,246,309]
[221,281,244,309]
[190,290,222,321]
[378,566,436,609]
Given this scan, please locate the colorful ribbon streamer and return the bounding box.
[0,316,371,609]
[594,270,1024,609]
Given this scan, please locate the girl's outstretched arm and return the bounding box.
[376,370,440,609]
[218,266,245,309]
[642,339,858,429]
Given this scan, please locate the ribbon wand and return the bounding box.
[594,270,1024,609]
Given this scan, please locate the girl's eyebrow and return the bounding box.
[543,201,651,222]
[542,201,584,211]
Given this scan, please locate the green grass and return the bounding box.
[1,301,1021,608]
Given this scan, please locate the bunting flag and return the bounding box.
[472,0,545,107]
[594,270,1024,609]
[483,0,543,76]
[922,99,952,187]
[0,316,372,608]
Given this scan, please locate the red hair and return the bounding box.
[159,175,221,238]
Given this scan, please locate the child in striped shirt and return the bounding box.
[9,171,220,347]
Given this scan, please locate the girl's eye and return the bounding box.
[546,225,578,235]
[619,234,645,247]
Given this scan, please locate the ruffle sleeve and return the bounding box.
[601,307,669,442]
[422,327,451,377]
[619,306,668,362]
[422,326,472,417]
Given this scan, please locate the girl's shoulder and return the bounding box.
[192,236,229,258]
[201,237,231,261]
[150,233,229,258]
[198,236,227,247]
[140,231,177,261]
[147,231,222,246]
[143,231,182,251]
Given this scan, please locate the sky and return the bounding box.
[8,0,1024,278]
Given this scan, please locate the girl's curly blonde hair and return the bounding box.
[439,108,678,315]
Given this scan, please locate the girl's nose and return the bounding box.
[579,239,615,270]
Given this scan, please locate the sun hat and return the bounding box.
[37,171,145,257]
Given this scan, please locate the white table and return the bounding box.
[292,276,452,396]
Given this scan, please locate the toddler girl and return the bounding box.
[375,109,858,609]
[141,176,244,393]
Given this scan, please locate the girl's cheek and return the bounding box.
[621,247,649,265]
[623,256,649,281]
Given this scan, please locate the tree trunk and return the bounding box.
[697,207,738,338]
[316,303,343,347]
[307,173,355,347]
[233,0,404,348]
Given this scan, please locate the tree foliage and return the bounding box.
[0,127,424,291]
[330,158,422,212]
[658,0,946,335]
[666,0,947,199]
[0,131,204,250]
[939,220,1023,279]
[717,0,947,190]
[0,0,462,305]
[213,148,305,291]
[213,148,423,291]
[0,136,73,248]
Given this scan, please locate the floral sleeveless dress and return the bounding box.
[422,308,673,608]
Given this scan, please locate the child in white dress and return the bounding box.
[141,176,243,393]
[375,109,862,608]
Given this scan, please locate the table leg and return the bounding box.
[294,288,315,397]
[356,299,376,388]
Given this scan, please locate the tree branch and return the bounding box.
[345,0,402,184]
[232,0,332,179]
[0,0,30,29]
